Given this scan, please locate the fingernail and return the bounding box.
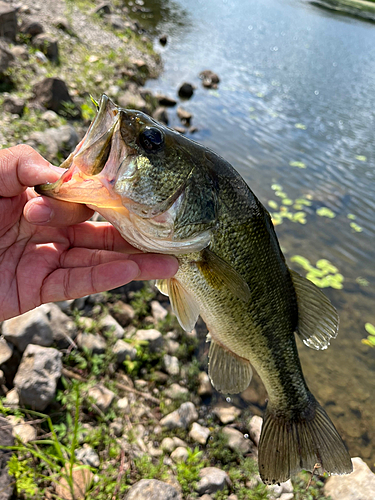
[26,201,53,224]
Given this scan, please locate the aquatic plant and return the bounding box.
[268,184,311,226]
[316,207,335,218]
[355,155,367,161]
[362,323,375,347]
[289,161,306,169]
[290,256,344,289]
[295,123,307,129]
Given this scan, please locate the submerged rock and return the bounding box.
[178,82,194,99]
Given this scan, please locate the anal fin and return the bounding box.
[208,339,252,394]
[290,269,339,350]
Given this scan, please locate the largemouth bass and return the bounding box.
[36,95,352,484]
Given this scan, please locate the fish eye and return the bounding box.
[139,127,164,153]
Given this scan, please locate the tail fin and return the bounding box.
[258,396,353,485]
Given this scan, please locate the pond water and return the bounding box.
[133,0,375,465]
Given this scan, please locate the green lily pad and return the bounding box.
[316,207,335,218]
[271,184,283,191]
[350,222,363,232]
[347,213,356,220]
[356,277,369,287]
[282,198,293,206]
[268,200,278,210]
[289,161,306,168]
[365,323,375,336]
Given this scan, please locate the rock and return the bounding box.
[55,464,93,500]
[113,339,137,364]
[117,90,147,112]
[177,106,192,125]
[163,354,179,376]
[53,17,74,34]
[171,446,189,463]
[0,2,17,42]
[324,457,375,500]
[3,95,25,115]
[159,34,168,46]
[189,422,210,445]
[199,70,220,89]
[0,41,14,73]
[0,416,14,500]
[7,415,37,443]
[164,383,189,400]
[117,397,130,413]
[3,388,19,406]
[111,301,135,326]
[279,494,294,500]
[178,82,194,99]
[76,333,106,354]
[93,2,111,16]
[31,78,81,118]
[29,125,79,159]
[153,106,168,124]
[41,109,60,126]
[88,384,115,412]
[13,344,62,411]
[125,479,182,500]
[3,306,53,352]
[267,483,283,498]
[99,314,125,339]
[213,405,241,424]
[19,18,44,37]
[160,402,198,430]
[75,445,100,468]
[161,437,188,453]
[199,496,213,500]
[0,339,13,366]
[44,303,77,348]
[196,467,231,495]
[222,427,252,454]
[248,415,263,446]
[173,126,187,134]
[33,33,59,61]
[166,338,180,355]
[10,45,28,61]
[109,417,123,437]
[156,93,176,107]
[108,14,126,31]
[197,371,213,397]
[134,329,163,352]
[150,301,168,321]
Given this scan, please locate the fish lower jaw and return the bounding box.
[89,205,211,255]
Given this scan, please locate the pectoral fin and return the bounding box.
[197,249,251,302]
[290,269,339,350]
[208,339,252,394]
[157,278,200,332]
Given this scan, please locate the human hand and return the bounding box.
[0,145,178,321]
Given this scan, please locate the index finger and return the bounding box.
[0,144,63,197]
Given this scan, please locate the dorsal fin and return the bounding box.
[208,339,252,394]
[290,269,339,350]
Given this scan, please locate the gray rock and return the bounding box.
[0,2,17,42]
[117,397,130,413]
[13,344,62,411]
[248,415,263,446]
[125,479,182,500]
[75,445,100,468]
[163,354,179,376]
[279,494,294,500]
[0,416,14,500]
[171,446,189,463]
[189,422,210,445]
[29,125,79,159]
[0,41,14,73]
[19,18,44,37]
[113,339,137,364]
[153,106,168,124]
[53,17,74,34]
[2,306,53,352]
[10,45,28,61]
[44,303,77,348]
[150,301,168,321]
[3,96,25,115]
[177,107,192,125]
[7,415,37,443]
[111,301,135,326]
[99,314,125,339]
[222,427,252,454]
[161,437,188,453]
[196,467,231,495]
[178,82,194,99]
[117,90,148,112]
[3,388,19,406]
[88,384,115,412]
[160,402,198,430]
[197,371,213,397]
[41,110,60,126]
[324,457,375,500]
[93,2,111,16]
[0,339,13,366]
[213,405,241,424]
[135,329,163,352]
[164,383,189,400]
[31,78,81,118]
[76,333,106,354]
[33,33,59,61]
[199,496,213,500]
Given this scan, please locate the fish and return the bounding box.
[36,95,353,484]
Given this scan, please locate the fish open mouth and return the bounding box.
[35,95,130,209]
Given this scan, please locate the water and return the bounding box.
[137,0,375,464]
